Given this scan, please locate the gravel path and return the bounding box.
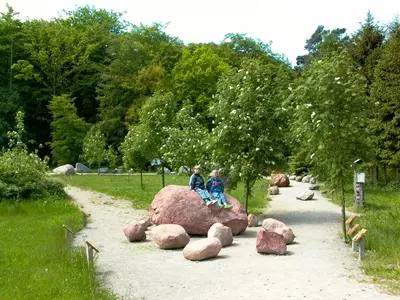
[66,182,396,300]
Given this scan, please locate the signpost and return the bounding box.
[353,159,365,209]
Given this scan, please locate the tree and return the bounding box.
[128,92,177,187]
[211,59,291,213]
[48,94,90,165]
[81,126,108,169]
[290,53,368,241]
[370,28,400,175]
[161,105,209,170]
[120,127,149,188]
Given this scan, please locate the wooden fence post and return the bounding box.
[63,225,74,245]
[82,212,90,228]
[352,229,368,262]
[85,241,99,266]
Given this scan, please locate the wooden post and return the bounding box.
[63,225,74,245]
[352,229,368,260]
[347,223,360,238]
[359,238,366,261]
[85,241,99,266]
[331,189,335,201]
[82,212,90,227]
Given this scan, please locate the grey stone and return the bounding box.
[310,177,317,184]
[289,175,296,180]
[157,167,171,175]
[295,176,303,182]
[296,190,314,201]
[178,166,191,175]
[302,175,311,183]
[75,163,91,173]
[269,186,279,195]
[53,164,75,175]
[98,167,108,173]
[309,185,320,191]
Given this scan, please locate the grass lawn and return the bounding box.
[330,184,400,292]
[58,174,269,215]
[0,198,115,300]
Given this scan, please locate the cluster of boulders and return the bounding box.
[123,185,296,260]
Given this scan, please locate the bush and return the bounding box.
[0,111,66,200]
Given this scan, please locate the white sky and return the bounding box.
[3,0,400,64]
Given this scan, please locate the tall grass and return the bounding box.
[58,174,269,215]
[329,183,400,290]
[0,199,115,300]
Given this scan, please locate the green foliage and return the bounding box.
[120,127,148,171]
[48,94,90,165]
[290,54,368,184]
[161,105,209,170]
[82,126,107,168]
[0,199,115,299]
[211,59,291,210]
[0,111,65,199]
[370,30,400,168]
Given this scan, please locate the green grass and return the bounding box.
[58,174,269,215]
[329,183,400,292]
[0,198,115,300]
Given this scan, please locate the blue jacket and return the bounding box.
[206,176,224,193]
[189,173,205,190]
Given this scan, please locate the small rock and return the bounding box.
[310,177,317,184]
[295,176,303,182]
[309,185,320,191]
[178,166,191,175]
[302,175,311,183]
[139,216,152,229]
[123,220,146,242]
[247,214,258,227]
[269,186,279,195]
[151,224,190,249]
[297,190,314,201]
[256,229,287,255]
[207,223,233,247]
[98,167,108,173]
[289,175,296,180]
[262,218,295,244]
[183,238,222,261]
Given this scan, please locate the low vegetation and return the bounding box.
[58,174,269,215]
[329,183,400,292]
[0,198,115,300]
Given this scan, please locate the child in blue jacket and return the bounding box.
[189,166,216,206]
[206,169,232,208]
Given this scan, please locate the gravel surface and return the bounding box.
[66,181,397,300]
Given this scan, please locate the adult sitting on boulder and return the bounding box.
[189,166,216,206]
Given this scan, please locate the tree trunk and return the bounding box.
[140,168,143,190]
[373,165,379,182]
[244,178,250,214]
[339,171,347,243]
[162,165,165,188]
[383,165,387,185]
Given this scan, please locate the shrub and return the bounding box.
[0,111,66,200]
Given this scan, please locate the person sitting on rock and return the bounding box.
[206,169,232,209]
[189,166,216,206]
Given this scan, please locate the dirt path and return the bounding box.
[66,182,396,300]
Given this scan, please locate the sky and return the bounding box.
[3,0,400,64]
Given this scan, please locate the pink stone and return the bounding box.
[247,214,257,227]
[207,223,233,247]
[256,229,287,255]
[123,220,146,242]
[262,218,295,244]
[270,173,290,187]
[151,224,190,249]
[183,238,222,261]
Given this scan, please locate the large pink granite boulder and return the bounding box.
[183,238,222,261]
[150,185,247,235]
[262,218,295,244]
[151,224,190,249]
[256,229,287,255]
